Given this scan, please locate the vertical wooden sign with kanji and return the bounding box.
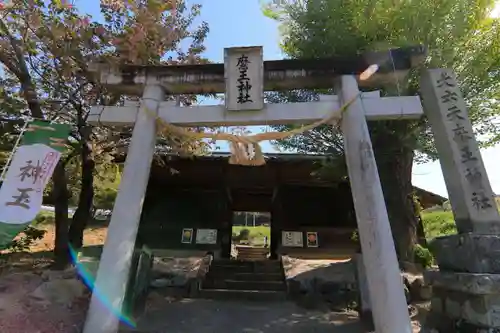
[224,46,264,111]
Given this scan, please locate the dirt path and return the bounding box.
[1,228,424,333]
[121,299,367,333]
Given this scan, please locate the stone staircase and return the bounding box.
[198,259,287,301]
[235,245,269,261]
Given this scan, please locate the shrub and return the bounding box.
[413,244,434,268]
[6,226,46,252]
[231,228,251,243]
[238,228,250,240]
[34,212,55,225]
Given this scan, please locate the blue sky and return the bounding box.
[76,0,500,198]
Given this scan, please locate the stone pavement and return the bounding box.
[120,299,367,333]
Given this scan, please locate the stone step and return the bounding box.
[236,247,270,261]
[198,288,287,302]
[202,279,286,291]
[205,271,284,282]
[208,264,282,274]
[210,259,281,268]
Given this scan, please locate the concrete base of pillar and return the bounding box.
[424,269,500,331]
[429,233,500,273]
[425,233,500,332]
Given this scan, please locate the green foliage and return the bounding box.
[34,211,56,225]
[232,226,271,239]
[262,0,500,264]
[94,187,118,210]
[0,0,212,260]
[413,244,434,268]
[5,226,46,252]
[232,228,251,242]
[231,226,271,245]
[413,194,423,214]
[262,0,500,157]
[421,199,500,239]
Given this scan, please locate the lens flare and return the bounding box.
[68,245,137,328]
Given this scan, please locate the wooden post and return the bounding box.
[337,75,412,333]
[83,85,165,333]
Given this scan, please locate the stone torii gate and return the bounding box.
[82,45,500,333]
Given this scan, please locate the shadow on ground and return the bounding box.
[120,299,366,333]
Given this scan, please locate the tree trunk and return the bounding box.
[370,121,419,265]
[68,141,95,250]
[413,197,428,247]
[52,161,71,269]
[0,19,74,268]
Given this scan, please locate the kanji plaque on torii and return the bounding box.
[224,46,264,111]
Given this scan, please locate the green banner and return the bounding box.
[0,120,71,249]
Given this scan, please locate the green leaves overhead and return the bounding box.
[262,0,500,157]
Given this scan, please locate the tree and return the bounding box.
[262,0,500,263]
[0,0,210,267]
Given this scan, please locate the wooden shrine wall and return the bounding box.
[137,183,228,252]
[280,184,356,228]
[273,183,359,257]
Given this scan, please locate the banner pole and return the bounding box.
[0,119,30,181]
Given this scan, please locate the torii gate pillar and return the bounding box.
[83,84,165,333]
[337,75,412,333]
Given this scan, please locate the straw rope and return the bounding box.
[145,93,360,166]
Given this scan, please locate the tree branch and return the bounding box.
[0,18,44,119]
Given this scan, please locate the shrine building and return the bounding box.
[122,152,445,260]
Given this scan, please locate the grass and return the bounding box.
[421,199,500,240]
[232,226,271,246]
[421,210,456,239]
[232,225,271,238]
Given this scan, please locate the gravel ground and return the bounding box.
[120,298,366,333]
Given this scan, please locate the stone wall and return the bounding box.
[149,254,212,298]
[283,256,431,316]
[425,234,500,332]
